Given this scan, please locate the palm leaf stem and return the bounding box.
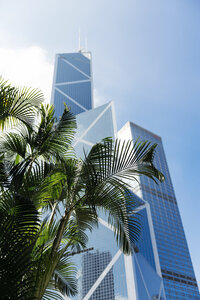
[51,206,73,257]
[49,203,57,228]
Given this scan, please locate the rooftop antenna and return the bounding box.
[85,37,88,51]
[78,28,81,52]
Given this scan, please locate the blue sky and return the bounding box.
[0,0,200,289]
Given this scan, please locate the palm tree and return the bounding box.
[0,79,164,299]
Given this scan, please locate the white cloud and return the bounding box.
[0,46,53,103]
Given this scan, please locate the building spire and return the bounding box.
[85,37,88,51]
[78,28,81,51]
[78,29,89,55]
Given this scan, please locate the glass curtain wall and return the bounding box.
[118,122,200,299]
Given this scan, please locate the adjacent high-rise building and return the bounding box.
[51,50,199,299]
[82,251,115,300]
[118,122,200,299]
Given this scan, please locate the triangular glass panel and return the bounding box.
[134,256,150,299]
[56,58,88,83]
[84,105,114,144]
[54,89,85,116]
[74,141,92,159]
[59,53,91,76]
[58,81,92,110]
[75,103,111,140]
[134,253,162,299]
[135,207,156,271]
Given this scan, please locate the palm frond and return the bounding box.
[0,190,40,299]
[63,206,99,252]
[52,257,77,297]
[30,219,79,300]
[0,77,43,131]
[82,138,164,185]
[0,160,11,189]
[42,289,64,300]
[0,131,27,161]
[35,104,77,160]
[79,138,164,253]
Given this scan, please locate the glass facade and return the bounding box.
[51,51,93,118]
[82,251,115,300]
[128,193,166,299]
[70,102,131,299]
[133,252,164,299]
[70,219,129,300]
[118,122,200,299]
[73,102,116,158]
[54,101,164,299]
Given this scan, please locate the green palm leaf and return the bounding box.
[79,138,164,253]
[0,77,43,131]
[51,257,77,296]
[0,190,40,299]
[34,104,77,160]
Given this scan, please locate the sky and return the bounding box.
[0,0,200,290]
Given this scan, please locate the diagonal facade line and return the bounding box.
[82,250,122,300]
[134,255,151,299]
[55,79,91,86]
[55,87,87,112]
[124,254,137,300]
[98,217,114,232]
[158,281,163,300]
[73,102,112,147]
[73,138,94,147]
[61,57,91,79]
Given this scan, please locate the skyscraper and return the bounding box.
[51,50,134,299]
[51,50,199,299]
[118,122,200,299]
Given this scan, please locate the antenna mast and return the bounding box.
[78,28,81,52]
[85,37,88,51]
